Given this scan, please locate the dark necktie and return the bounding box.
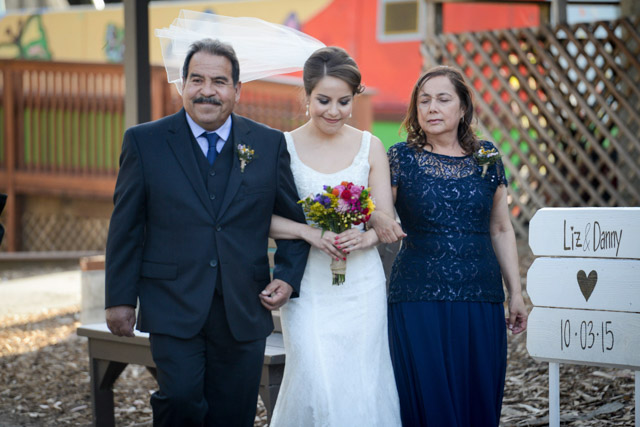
[205,132,219,166]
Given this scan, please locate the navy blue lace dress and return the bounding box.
[387,140,508,427]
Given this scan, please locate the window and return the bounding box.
[378,0,425,42]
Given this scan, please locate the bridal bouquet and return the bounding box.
[298,181,375,285]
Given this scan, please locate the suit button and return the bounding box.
[216,225,222,232]
[209,194,216,200]
[209,259,218,268]
[209,171,216,176]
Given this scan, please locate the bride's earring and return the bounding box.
[305,104,310,117]
[349,112,352,118]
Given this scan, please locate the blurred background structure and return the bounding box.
[0,0,638,253]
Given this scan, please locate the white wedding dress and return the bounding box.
[269,131,401,427]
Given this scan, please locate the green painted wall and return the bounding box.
[372,121,405,151]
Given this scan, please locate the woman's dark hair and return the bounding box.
[303,46,364,96]
[182,38,240,85]
[401,65,479,154]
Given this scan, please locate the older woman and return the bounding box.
[382,66,528,426]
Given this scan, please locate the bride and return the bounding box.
[266,46,402,426]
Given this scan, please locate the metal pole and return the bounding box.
[621,0,640,17]
[124,0,151,129]
[550,0,568,26]
[423,0,443,38]
[549,362,560,427]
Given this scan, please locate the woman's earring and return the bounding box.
[349,112,352,118]
[305,104,310,117]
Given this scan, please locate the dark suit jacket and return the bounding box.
[105,110,309,341]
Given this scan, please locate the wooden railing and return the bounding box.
[0,60,373,251]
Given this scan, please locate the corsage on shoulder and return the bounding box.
[474,146,501,178]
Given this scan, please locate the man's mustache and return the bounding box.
[194,97,222,105]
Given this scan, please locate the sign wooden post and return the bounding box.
[526,207,640,426]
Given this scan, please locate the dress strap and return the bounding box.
[283,132,298,163]
[353,131,371,164]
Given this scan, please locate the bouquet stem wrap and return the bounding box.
[330,258,347,285]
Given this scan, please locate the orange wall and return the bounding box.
[444,3,540,33]
[302,0,541,117]
[302,0,421,115]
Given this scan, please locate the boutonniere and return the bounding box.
[236,144,256,173]
[473,146,501,178]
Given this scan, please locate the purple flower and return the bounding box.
[314,195,331,207]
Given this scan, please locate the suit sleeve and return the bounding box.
[105,129,146,308]
[271,134,310,297]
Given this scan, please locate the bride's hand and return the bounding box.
[302,227,344,261]
[335,229,377,253]
[369,211,406,244]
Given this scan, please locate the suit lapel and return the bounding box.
[216,113,247,220]
[166,109,216,222]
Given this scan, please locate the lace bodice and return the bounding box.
[387,140,507,304]
[284,131,371,209]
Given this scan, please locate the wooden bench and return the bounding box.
[77,322,285,427]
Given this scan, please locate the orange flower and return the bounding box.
[332,188,340,196]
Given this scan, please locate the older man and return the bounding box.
[105,39,309,426]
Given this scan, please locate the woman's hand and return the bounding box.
[303,227,344,260]
[334,228,378,254]
[506,293,528,334]
[369,211,406,244]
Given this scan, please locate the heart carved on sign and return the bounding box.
[576,270,597,301]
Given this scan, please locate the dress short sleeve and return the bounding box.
[496,156,508,187]
[480,140,508,189]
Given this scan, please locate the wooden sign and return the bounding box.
[527,257,640,312]
[529,207,640,258]
[527,307,640,370]
[526,207,640,426]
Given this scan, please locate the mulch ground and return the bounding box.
[0,307,267,427]
[0,247,636,426]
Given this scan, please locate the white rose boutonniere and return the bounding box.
[237,144,256,173]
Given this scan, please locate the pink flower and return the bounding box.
[349,185,363,197]
[336,199,351,213]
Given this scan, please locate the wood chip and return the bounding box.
[1,254,635,426]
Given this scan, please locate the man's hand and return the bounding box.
[259,279,294,311]
[106,305,136,337]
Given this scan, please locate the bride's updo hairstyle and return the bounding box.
[303,46,365,96]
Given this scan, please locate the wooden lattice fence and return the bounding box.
[421,16,640,238]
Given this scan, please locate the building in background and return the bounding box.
[0,0,622,146]
[0,0,631,253]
